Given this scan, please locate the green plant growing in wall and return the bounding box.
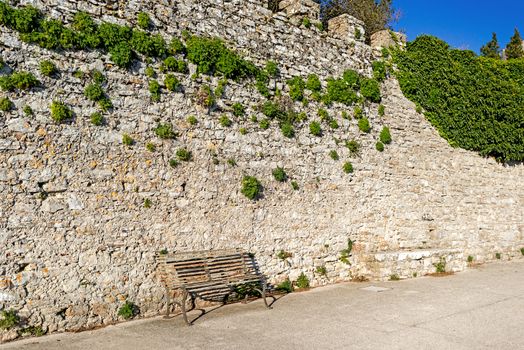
[146,142,156,152]
[467,255,474,263]
[277,250,292,260]
[372,61,387,81]
[296,273,310,289]
[232,102,245,117]
[272,167,288,182]
[50,101,73,123]
[280,122,295,138]
[176,148,192,161]
[0,97,13,112]
[316,266,327,276]
[276,279,293,293]
[259,118,270,130]
[495,253,501,260]
[164,74,180,92]
[378,104,385,116]
[122,133,134,146]
[169,159,178,168]
[302,16,311,28]
[360,78,381,102]
[329,150,339,160]
[339,239,353,264]
[90,112,104,126]
[389,274,400,281]
[196,84,215,110]
[220,115,232,127]
[345,140,361,157]
[287,76,306,101]
[137,12,150,30]
[0,310,19,330]
[149,79,161,102]
[265,61,279,78]
[380,126,392,144]
[309,121,322,136]
[376,141,384,152]
[358,117,371,133]
[40,60,57,76]
[187,115,198,126]
[434,258,446,273]
[241,175,262,200]
[118,301,138,319]
[291,181,299,191]
[23,105,33,116]
[155,123,175,139]
[306,74,322,92]
[143,198,152,208]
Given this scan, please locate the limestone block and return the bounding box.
[370,30,407,49]
[279,0,320,20]
[328,14,366,43]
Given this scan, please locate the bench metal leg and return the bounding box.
[164,286,171,319]
[254,281,272,309]
[180,288,191,326]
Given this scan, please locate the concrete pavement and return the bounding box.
[2,261,524,350]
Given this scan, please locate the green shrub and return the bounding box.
[137,12,150,30]
[296,273,310,289]
[0,71,39,91]
[145,66,155,78]
[434,258,446,273]
[326,78,358,105]
[10,5,42,33]
[122,133,134,146]
[40,60,57,76]
[521,248,524,256]
[0,310,19,330]
[360,78,381,102]
[376,141,384,152]
[149,79,161,102]
[232,102,245,117]
[163,56,186,73]
[72,12,100,49]
[380,126,392,144]
[372,61,387,81]
[343,162,354,174]
[164,74,180,92]
[220,115,232,127]
[169,38,186,55]
[317,108,330,122]
[265,61,279,78]
[329,119,339,129]
[495,253,501,260]
[0,97,13,112]
[309,121,322,136]
[176,148,192,161]
[275,279,293,293]
[302,16,311,28]
[261,101,287,121]
[343,69,360,88]
[23,105,33,116]
[109,42,133,68]
[255,71,270,98]
[291,181,299,190]
[259,118,270,130]
[19,326,45,337]
[467,255,474,263]
[345,140,361,157]
[187,115,198,125]
[280,122,295,138]
[378,104,385,116]
[389,274,400,281]
[329,150,339,160]
[339,239,353,264]
[118,301,138,319]
[239,127,247,135]
[90,112,104,126]
[227,158,237,167]
[155,123,175,139]
[306,74,322,92]
[272,167,287,182]
[91,69,105,84]
[353,106,363,119]
[186,35,257,79]
[394,35,524,162]
[50,101,72,123]
[146,142,156,152]
[169,159,178,168]
[287,76,306,101]
[358,117,371,133]
[316,266,327,276]
[130,30,166,57]
[277,250,292,260]
[241,175,262,200]
[84,83,105,101]
[215,78,227,98]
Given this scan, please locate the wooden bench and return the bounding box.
[157,248,272,325]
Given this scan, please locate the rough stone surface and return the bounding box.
[0,0,523,341]
[370,29,407,50]
[328,14,366,43]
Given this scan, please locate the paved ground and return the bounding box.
[2,261,524,350]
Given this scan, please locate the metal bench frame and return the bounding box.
[157,248,272,325]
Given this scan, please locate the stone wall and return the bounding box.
[1,0,523,341]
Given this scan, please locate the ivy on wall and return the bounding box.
[394,35,524,162]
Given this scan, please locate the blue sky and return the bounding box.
[392,0,524,52]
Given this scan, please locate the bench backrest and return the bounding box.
[157,249,257,289]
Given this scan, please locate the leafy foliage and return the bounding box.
[137,12,150,30]
[275,279,293,293]
[280,122,295,138]
[90,112,104,126]
[326,77,358,105]
[379,126,391,144]
[176,148,192,161]
[241,175,262,200]
[358,117,371,133]
[232,102,245,117]
[0,71,39,91]
[287,76,306,101]
[296,273,310,289]
[220,115,232,127]
[50,101,72,123]
[186,35,258,79]
[375,141,384,152]
[343,162,354,174]
[345,140,361,157]
[0,309,19,330]
[505,28,524,59]
[394,35,524,162]
[372,60,387,81]
[164,74,180,92]
[360,78,381,102]
[155,123,175,139]
[306,74,322,92]
[118,301,138,319]
[272,167,287,182]
[122,133,134,146]
[480,33,501,59]
[149,79,161,102]
[40,60,57,76]
[0,97,13,112]
[309,121,322,136]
